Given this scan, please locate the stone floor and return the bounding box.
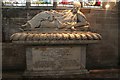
[2,69,120,80]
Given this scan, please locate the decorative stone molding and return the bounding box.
[10,32,102,44]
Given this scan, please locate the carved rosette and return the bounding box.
[10,32,102,44]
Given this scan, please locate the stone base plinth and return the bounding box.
[24,69,88,77]
[24,45,88,77]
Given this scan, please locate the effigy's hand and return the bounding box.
[86,22,90,26]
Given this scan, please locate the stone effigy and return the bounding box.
[21,2,89,31]
[10,2,102,77]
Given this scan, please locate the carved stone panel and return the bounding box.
[26,45,87,75]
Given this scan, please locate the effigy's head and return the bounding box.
[73,1,81,8]
[72,1,81,13]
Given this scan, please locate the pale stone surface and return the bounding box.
[21,2,89,31]
[25,45,88,76]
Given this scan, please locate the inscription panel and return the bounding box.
[31,46,85,71]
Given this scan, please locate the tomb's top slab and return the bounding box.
[10,32,102,45]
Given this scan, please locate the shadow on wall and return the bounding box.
[118,1,120,67]
[86,6,118,69]
[2,8,27,42]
